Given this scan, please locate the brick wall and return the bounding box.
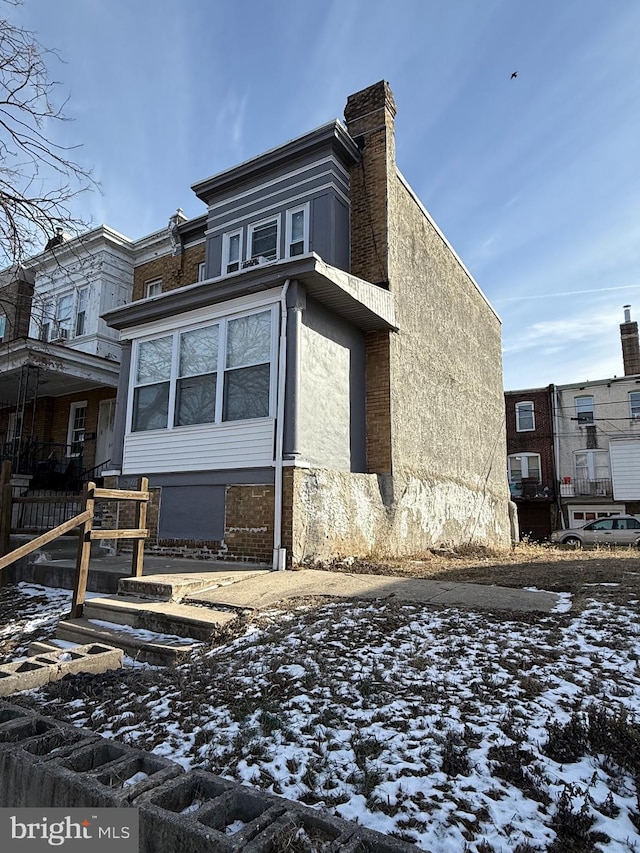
[224,485,274,563]
[133,244,205,302]
[32,388,117,472]
[345,83,396,476]
[0,270,33,341]
[505,388,555,493]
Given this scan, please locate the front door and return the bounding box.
[96,399,116,472]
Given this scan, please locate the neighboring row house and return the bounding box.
[506,306,640,539]
[1,81,512,565]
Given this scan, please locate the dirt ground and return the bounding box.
[324,542,640,611]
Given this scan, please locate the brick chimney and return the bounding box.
[344,81,397,476]
[620,305,640,376]
[344,80,396,288]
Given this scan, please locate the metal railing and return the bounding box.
[0,441,84,491]
[558,478,613,497]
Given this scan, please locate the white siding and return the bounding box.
[610,439,640,500]
[122,419,274,474]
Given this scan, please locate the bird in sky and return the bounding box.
[511,71,518,79]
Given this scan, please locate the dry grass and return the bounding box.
[323,542,640,609]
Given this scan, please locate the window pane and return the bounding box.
[228,233,240,263]
[516,402,534,431]
[631,392,640,416]
[508,457,522,481]
[132,383,169,431]
[226,312,271,368]
[251,221,277,260]
[179,326,218,377]
[137,337,173,384]
[291,210,304,242]
[223,364,270,421]
[175,374,217,426]
[575,396,594,423]
[527,456,540,479]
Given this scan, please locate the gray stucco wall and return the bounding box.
[297,297,366,472]
[386,175,510,541]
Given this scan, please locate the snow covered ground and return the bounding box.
[2,580,640,852]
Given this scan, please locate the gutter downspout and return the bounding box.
[273,279,291,571]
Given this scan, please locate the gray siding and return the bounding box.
[204,154,351,278]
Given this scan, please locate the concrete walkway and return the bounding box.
[185,568,563,613]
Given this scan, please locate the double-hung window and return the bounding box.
[575,395,594,424]
[286,204,308,257]
[146,279,162,298]
[131,308,274,432]
[630,391,640,420]
[223,231,242,274]
[55,293,73,338]
[515,401,535,432]
[507,453,540,487]
[75,287,88,337]
[249,217,279,262]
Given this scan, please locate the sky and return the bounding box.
[9,0,640,390]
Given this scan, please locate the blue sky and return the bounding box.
[11,0,640,390]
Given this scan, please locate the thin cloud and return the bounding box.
[496,284,640,303]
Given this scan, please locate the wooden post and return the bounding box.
[0,460,13,564]
[70,482,96,619]
[131,476,148,577]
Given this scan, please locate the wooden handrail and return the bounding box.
[0,510,92,572]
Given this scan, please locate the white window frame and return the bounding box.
[248,215,280,263]
[575,395,594,424]
[198,262,207,281]
[146,278,162,298]
[67,401,87,457]
[222,229,243,274]
[285,203,310,258]
[630,391,640,420]
[515,400,535,432]
[507,452,541,485]
[53,292,73,339]
[74,286,89,337]
[574,449,609,479]
[0,314,6,342]
[127,305,277,434]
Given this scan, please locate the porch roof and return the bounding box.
[0,339,120,405]
[103,254,397,333]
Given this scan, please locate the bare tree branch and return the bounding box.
[0,0,96,266]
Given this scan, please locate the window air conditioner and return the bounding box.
[50,327,69,343]
[241,256,271,269]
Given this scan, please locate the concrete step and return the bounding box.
[55,619,204,666]
[82,595,238,641]
[118,569,268,602]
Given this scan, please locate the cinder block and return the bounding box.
[34,740,184,808]
[136,770,242,853]
[243,806,356,852]
[196,787,286,850]
[0,719,100,807]
[0,659,51,696]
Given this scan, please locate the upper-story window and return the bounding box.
[507,452,540,496]
[575,395,594,424]
[130,307,274,432]
[146,278,162,298]
[286,204,309,257]
[52,293,73,340]
[515,401,535,432]
[198,262,207,281]
[75,287,88,337]
[0,315,6,342]
[249,217,279,262]
[222,230,242,274]
[630,391,640,420]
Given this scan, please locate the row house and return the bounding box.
[1,81,512,564]
[506,306,640,538]
[102,81,512,565]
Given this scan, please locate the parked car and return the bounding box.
[550,515,640,548]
